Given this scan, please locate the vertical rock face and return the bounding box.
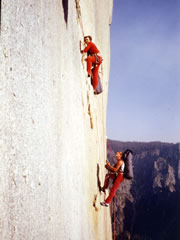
[0,1,113,239]
[153,157,176,192]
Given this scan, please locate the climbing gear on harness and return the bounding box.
[92,53,102,64]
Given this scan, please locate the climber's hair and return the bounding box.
[84,35,92,41]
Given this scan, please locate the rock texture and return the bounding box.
[107,140,180,240]
[0,1,113,239]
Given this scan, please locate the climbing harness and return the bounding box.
[91,53,102,65]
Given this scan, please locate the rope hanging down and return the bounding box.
[75,0,84,36]
[75,0,86,69]
[107,139,116,162]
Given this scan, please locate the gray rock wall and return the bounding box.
[0,0,113,239]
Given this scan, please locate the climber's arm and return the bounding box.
[105,160,122,172]
[81,42,91,53]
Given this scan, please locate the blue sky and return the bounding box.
[107,0,180,143]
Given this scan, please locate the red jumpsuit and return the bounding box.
[103,172,124,204]
[83,42,102,90]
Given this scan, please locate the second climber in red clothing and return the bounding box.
[81,36,102,91]
[100,151,125,207]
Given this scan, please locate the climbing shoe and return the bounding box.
[100,202,109,207]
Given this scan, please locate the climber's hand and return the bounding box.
[106,160,110,165]
[105,164,109,169]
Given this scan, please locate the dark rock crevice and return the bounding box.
[62,0,68,25]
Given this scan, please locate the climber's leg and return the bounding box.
[85,56,96,76]
[105,174,124,204]
[92,64,100,90]
[102,173,115,190]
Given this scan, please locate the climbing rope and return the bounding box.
[80,40,85,70]
[75,0,85,68]
[75,0,84,36]
[107,139,115,162]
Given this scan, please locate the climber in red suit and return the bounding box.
[81,36,102,91]
[100,152,125,207]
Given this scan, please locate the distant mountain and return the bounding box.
[107,139,180,240]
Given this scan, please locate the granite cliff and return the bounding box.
[0,1,113,239]
[107,140,180,240]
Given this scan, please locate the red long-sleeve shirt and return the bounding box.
[83,42,100,54]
